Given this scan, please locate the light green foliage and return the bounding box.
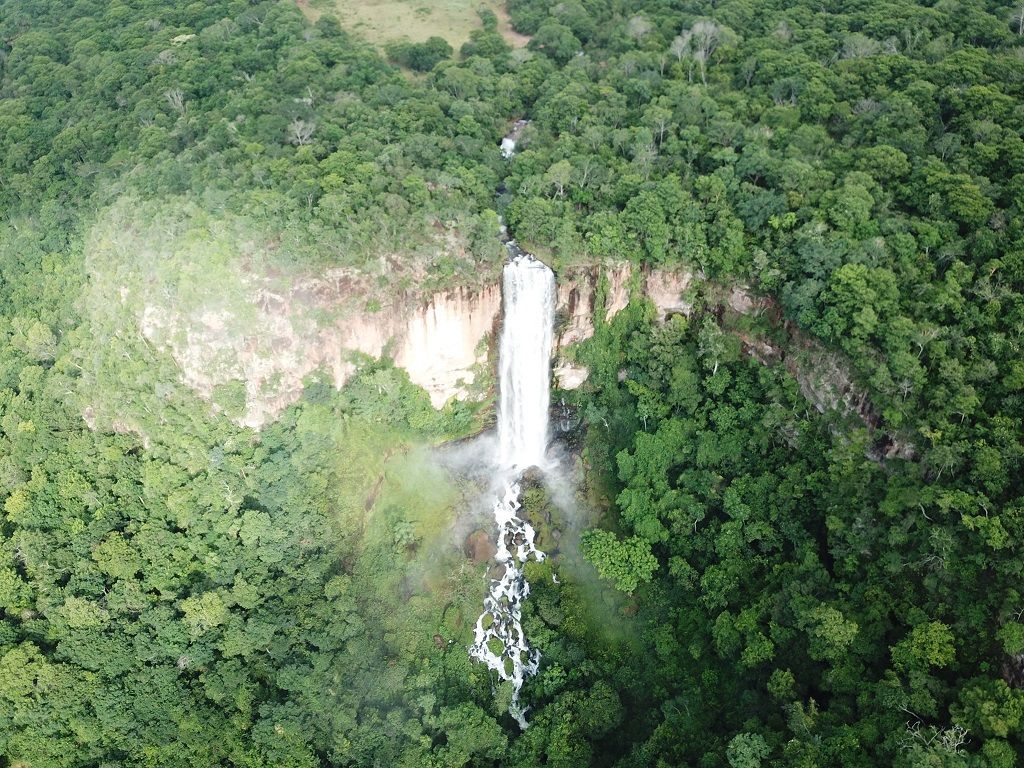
[180,592,230,637]
[954,679,1024,738]
[0,567,31,612]
[436,703,509,765]
[60,597,109,630]
[802,606,859,663]
[726,733,770,768]
[892,621,957,672]
[10,318,57,363]
[92,533,142,580]
[580,529,658,594]
[212,380,247,421]
[767,668,796,701]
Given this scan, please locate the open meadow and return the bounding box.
[296,0,529,49]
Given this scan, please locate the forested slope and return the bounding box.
[0,0,519,278]
[1,0,1024,766]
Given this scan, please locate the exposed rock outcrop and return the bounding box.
[722,286,917,461]
[550,262,694,390]
[108,246,907,460]
[141,278,501,428]
[82,197,507,430]
[464,529,497,564]
[553,362,590,390]
[131,253,696,425]
[555,269,599,349]
[646,268,693,320]
[554,262,634,348]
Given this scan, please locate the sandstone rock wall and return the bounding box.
[138,259,695,428]
[141,280,501,428]
[550,262,694,390]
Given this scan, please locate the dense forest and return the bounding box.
[1,0,1024,766]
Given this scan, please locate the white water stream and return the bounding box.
[469,250,555,729]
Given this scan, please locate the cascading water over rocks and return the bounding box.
[469,248,555,729]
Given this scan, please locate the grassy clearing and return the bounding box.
[373,446,462,547]
[348,438,487,651]
[297,0,529,50]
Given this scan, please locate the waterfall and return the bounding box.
[498,252,556,470]
[469,248,554,729]
[500,119,529,159]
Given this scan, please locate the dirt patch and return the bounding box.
[493,5,531,49]
[364,473,386,513]
[464,528,496,564]
[295,0,321,22]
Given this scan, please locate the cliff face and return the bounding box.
[394,286,502,408]
[554,261,633,349]
[140,278,502,428]
[720,287,916,461]
[550,262,694,389]
[133,258,693,428]
[81,198,510,431]
[123,251,896,453]
[81,176,897,455]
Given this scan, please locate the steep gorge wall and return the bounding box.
[551,265,912,460]
[135,259,694,428]
[141,279,503,428]
[551,262,694,390]
[128,253,899,455]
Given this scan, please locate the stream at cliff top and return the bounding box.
[468,249,555,729]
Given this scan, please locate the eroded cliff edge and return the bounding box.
[127,257,685,429]
[140,276,503,428]
[89,212,894,451]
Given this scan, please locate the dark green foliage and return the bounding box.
[386,36,455,72]
[493,3,1024,757]
[580,529,657,594]
[0,227,494,765]
[0,0,517,282]
[570,285,1024,763]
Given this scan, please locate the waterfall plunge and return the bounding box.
[498,253,556,470]
[469,250,555,729]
